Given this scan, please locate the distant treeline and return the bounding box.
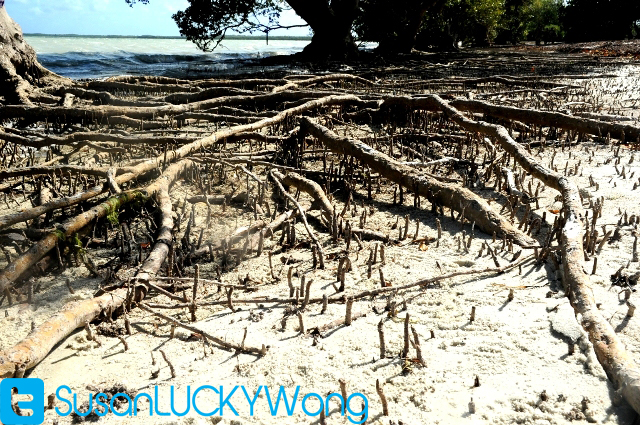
[24,33,312,41]
[401,0,640,48]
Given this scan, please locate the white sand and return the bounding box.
[2,67,640,424]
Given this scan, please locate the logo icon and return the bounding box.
[0,378,45,425]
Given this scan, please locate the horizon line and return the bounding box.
[24,33,313,41]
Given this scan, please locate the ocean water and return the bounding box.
[25,35,311,80]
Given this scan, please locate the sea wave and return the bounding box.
[27,35,309,79]
[37,50,302,79]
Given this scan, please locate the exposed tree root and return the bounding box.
[298,117,536,247]
[0,190,144,294]
[450,99,640,142]
[273,170,395,243]
[0,7,71,104]
[0,90,360,121]
[379,94,640,414]
[1,65,639,417]
[138,303,268,356]
[0,161,187,378]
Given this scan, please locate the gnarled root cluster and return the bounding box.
[0,70,639,415]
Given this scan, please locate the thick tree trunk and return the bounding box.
[287,0,359,59]
[0,5,68,104]
[377,2,434,54]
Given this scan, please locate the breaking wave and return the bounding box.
[26,35,310,79]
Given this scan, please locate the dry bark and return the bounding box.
[0,7,70,104]
[298,117,536,247]
[381,94,640,415]
[0,161,187,378]
[450,99,640,143]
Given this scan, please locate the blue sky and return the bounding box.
[6,0,308,36]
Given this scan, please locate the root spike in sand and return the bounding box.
[1,61,640,420]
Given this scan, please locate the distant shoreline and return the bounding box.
[24,33,312,41]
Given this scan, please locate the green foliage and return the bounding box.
[496,0,562,44]
[521,0,563,43]
[127,0,287,51]
[71,233,87,256]
[128,0,361,57]
[128,0,637,56]
[497,0,527,43]
[417,0,506,48]
[106,209,119,226]
[73,233,82,248]
[562,0,640,42]
[356,0,436,53]
[173,0,286,51]
[103,191,144,226]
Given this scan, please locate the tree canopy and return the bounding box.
[127,0,291,51]
[355,0,445,54]
[128,0,640,57]
[562,0,640,42]
[127,0,358,58]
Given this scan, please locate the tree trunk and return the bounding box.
[375,0,449,54]
[286,0,359,59]
[377,2,433,54]
[0,5,68,104]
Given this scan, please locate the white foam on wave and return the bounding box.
[25,35,309,79]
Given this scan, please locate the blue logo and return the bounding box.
[0,378,45,425]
